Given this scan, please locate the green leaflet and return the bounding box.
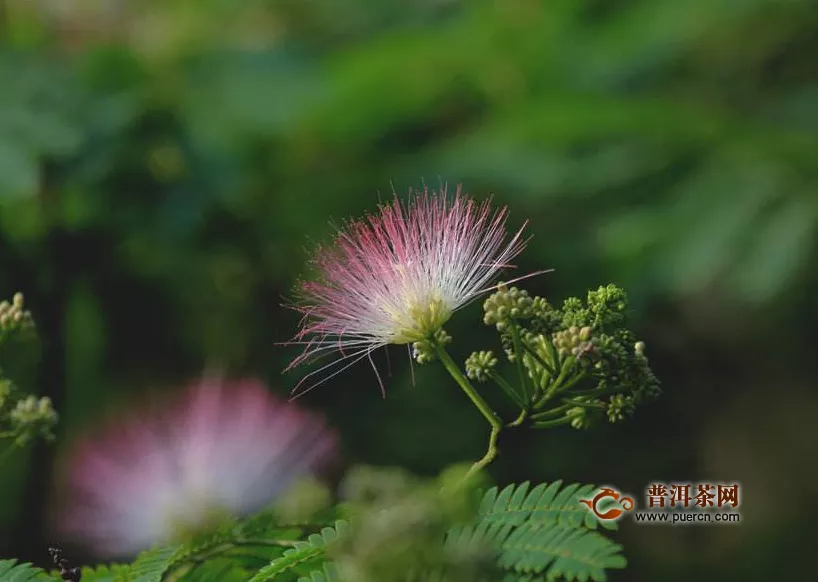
[449,481,626,582]
[130,546,179,582]
[173,558,249,582]
[0,559,58,582]
[248,521,349,582]
[499,525,625,581]
[76,563,133,582]
[478,481,618,531]
[78,545,178,582]
[296,563,340,582]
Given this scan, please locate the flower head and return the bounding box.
[286,186,527,394]
[55,376,336,557]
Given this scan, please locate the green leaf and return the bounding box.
[248,521,348,582]
[77,563,132,582]
[296,562,341,582]
[179,558,249,582]
[129,545,179,582]
[0,559,58,582]
[478,481,616,531]
[499,524,625,582]
[453,482,626,582]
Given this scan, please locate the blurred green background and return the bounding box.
[1,0,817,580]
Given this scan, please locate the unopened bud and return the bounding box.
[465,351,498,383]
[12,292,24,309]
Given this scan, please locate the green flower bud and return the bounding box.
[607,394,635,423]
[482,284,536,331]
[553,327,596,360]
[9,395,58,444]
[12,292,24,309]
[465,351,498,383]
[412,340,435,364]
[411,329,451,364]
[568,406,592,430]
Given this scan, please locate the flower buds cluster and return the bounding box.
[0,292,35,334]
[482,284,536,332]
[1,293,53,447]
[9,394,58,444]
[567,405,592,430]
[465,351,497,383]
[552,326,595,359]
[412,329,452,364]
[479,282,660,430]
[606,394,636,423]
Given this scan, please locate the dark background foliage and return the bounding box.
[1,1,817,580]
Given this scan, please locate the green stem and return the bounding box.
[436,345,502,431]
[461,423,500,483]
[163,538,301,582]
[519,340,557,378]
[531,415,578,429]
[436,344,505,483]
[568,385,621,399]
[490,372,526,408]
[530,402,575,420]
[556,370,589,394]
[562,397,606,410]
[509,325,533,403]
[535,356,577,408]
[508,408,528,427]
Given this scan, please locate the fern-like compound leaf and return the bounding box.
[178,558,249,582]
[296,562,340,582]
[248,521,348,582]
[453,481,627,582]
[0,559,57,582]
[129,545,179,582]
[479,481,618,531]
[500,524,625,581]
[77,563,133,582]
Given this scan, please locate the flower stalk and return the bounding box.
[435,344,501,433]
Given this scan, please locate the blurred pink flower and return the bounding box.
[56,377,336,557]
[286,186,528,394]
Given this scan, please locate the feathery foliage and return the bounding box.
[0,560,57,582]
[247,522,349,582]
[477,481,617,531]
[77,563,133,582]
[448,481,626,582]
[296,563,340,582]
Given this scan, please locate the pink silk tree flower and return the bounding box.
[55,377,336,557]
[286,186,529,394]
